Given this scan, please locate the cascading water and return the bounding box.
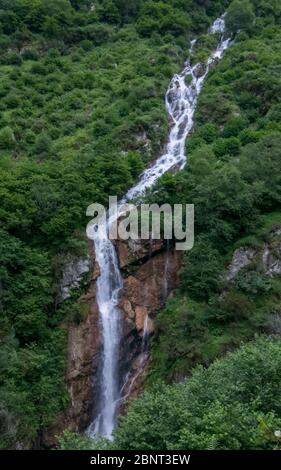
[124,18,231,201]
[86,233,123,438]
[141,315,149,353]
[87,16,231,439]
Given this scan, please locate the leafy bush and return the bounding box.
[235,270,272,296]
[113,337,281,450]
[79,39,93,51]
[0,0,232,449]
[2,52,22,65]
[34,134,53,155]
[0,127,16,149]
[213,136,240,158]
[57,430,109,450]
[225,0,255,33]
[21,49,39,61]
[181,238,223,300]
[137,1,191,38]
[57,431,94,450]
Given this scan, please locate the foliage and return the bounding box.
[0,0,234,450]
[235,269,272,296]
[57,431,95,450]
[1,0,281,451]
[147,4,281,383]
[0,127,16,149]
[113,337,281,450]
[180,237,223,300]
[225,0,255,33]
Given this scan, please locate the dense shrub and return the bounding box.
[1,0,281,451]
[180,238,223,300]
[225,0,255,33]
[0,127,16,149]
[0,0,234,449]
[113,338,281,450]
[148,7,281,384]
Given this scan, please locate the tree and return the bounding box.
[239,136,281,209]
[70,0,92,9]
[112,337,281,450]
[225,0,255,33]
[213,137,240,158]
[97,0,121,24]
[0,127,16,149]
[127,151,144,178]
[34,133,53,156]
[57,430,110,450]
[42,16,60,38]
[180,237,223,300]
[114,0,142,22]
[0,10,19,34]
[137,1,191,37]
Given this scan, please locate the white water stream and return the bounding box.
[87,16,231,439]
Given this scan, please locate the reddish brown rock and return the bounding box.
[41,281,101,448]
[135,306,148,331]
[121,299,135,320]
[116,237,164,269]
[92,262,100,281]
[43,238,182,447]
[66,300,100,426]
[121,248,182,318]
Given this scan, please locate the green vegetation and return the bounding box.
[58,430,97,450]
[1,0,281,451]
[113,337,281,450]
[146,0,281,383]
[225,0,255,33]
[0,0,233,450]
[59,337,281,450]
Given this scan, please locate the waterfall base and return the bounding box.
[41,238,182,447]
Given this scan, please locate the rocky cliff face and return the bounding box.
[42,237,182,446]
[116,238,182,408]
[225,226,281,281]
[43,222,281,447]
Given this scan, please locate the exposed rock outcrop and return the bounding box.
[66,292,100,431]
[135,130,152,154]
[225,248,256,281]
[193,62,207,78]
[119,352,150,412]
[59,256,91,301]
[225,226,281,281]
[43,236,182,447]
[42,258,101,447]
[262,239,281,276]
[117,240,182,404]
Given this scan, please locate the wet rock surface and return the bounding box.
[43,238,182,447]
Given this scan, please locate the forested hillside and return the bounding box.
[148,5,281,382]
[0,0,281,451]
[0,0,230,449]
[111,0,281,450]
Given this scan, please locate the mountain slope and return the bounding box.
[0,0,231,450]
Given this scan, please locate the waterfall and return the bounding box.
[163,251,170,299]
[124,18,231,201]
[87,16,231,439]
[142,314,149,353]
[86,235,123,439]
